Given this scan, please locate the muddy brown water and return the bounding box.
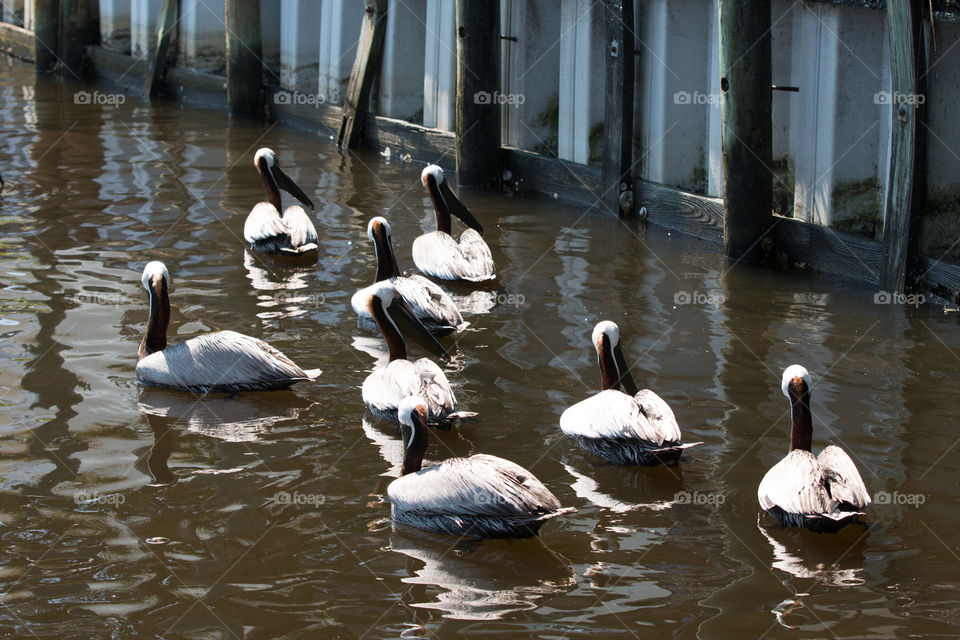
[1,58,958,638]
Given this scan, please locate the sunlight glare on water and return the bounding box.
[0,59,958,638]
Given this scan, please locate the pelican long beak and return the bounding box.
[387,297,450,360]
[438,180,484,234]
[613,342,639,396]
[272,164,314,210]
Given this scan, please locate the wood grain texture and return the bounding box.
[455,0,500,188]
[226,0,263,118]
[776,216,881,284]
[0,22,35,61]
[636,179,724,246]
[33,0,58,72]
[718,0,775,262]
[144,0,178,98]
[880,0,925,292]
[600,0,635,216]
[338,0,387,149]
[503,147,602,206]
[59,0,99,76]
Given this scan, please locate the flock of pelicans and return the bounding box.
[134,148,872,539]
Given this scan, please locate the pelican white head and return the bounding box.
[254,148,276,169]
[421,164,444,188]
[781,364,812,398]
[141,261,170,291]
[398,395,427,429]
[367,280,399,309]
[367,216,391,244]
[592,320,621,349]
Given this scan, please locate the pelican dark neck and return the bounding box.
[598,337,639,395]
[372,228,400,282]
[400,410,429,475]
[139,277,169,360]
[426,175,452,235]
[370,299,406,362]
[787,379,813,452]
[259,158,282,212]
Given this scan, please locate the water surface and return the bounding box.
[1,59,959,638]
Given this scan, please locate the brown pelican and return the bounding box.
[136,261,320,393]
[388,396,572,538]
[243,148,318,255]
[351,217,466,336]
[560,321,700,466]
[757,365,871,533]
[413,165,495,282]
[360,281,474,425]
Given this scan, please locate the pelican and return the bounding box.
[136,261,320,393]
[388,396,572,538]
[351,217,466,336]
[243,148,318,255]
[560,321,700,466]
[412,165,495,282]
[757,365,871,533]
[360,281,474,425]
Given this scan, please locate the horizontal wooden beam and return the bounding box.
[503,147,601,205]
[776,215,881,284]
[16,44,960,304]
[636,179,724,245]
[0,23,35,61]
[90,45,227,107]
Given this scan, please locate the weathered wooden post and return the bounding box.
[338,0,387,149]
[58,0,99,75]
[718,0,774,263]
[34,0,60,73]
[455,0,500,188]
[600,0,635,216]
[880,0,926,293]
[144,0,178,98]
[226,0,264,118]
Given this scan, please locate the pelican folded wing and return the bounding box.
[137,330,318,393]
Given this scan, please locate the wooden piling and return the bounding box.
[58,0,99,76]
[454,0,500,188]
[144,0,178,98]
[880,0,926,293]
[34,0,59,73]
[718,0,774,263]
[338,0,387,149]
[600,0,635,216]
[226,0,264,118]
